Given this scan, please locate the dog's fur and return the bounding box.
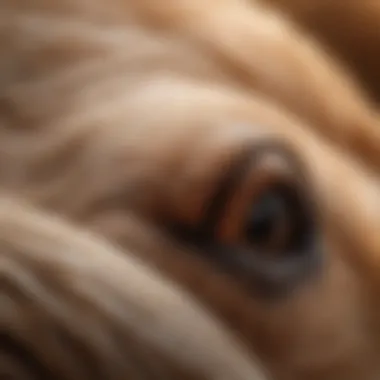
[1,196,267,380]
[260,0,380,102]
[1,1,380,379]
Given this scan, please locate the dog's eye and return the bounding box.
[244,183,309,255]
[212,175,318,298]
[171,144,320,297]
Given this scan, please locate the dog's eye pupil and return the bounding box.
[245,191,285,245]
[244,184,302,253]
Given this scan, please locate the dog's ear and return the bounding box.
[0,196,267,380]
[258,0,380,103]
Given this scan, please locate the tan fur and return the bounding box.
[0,1,379,380]
[259,0,380,102]
[1,196,266,379]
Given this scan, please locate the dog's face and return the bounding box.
[1,1,380,379]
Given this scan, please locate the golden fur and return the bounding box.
[260,0,380,102]
[1,196,266,379]
[0,0,379,379]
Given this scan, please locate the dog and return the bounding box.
[1,0,379,379]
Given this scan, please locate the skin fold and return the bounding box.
[0,0,379,379]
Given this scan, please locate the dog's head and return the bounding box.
[1,1,380,379]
